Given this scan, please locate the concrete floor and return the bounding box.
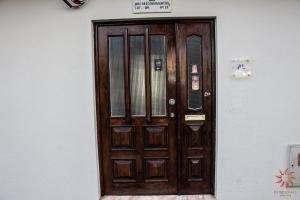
[101,195,216,200]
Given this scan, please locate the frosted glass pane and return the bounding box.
[187,35,202,110]
[130,36,146,116]
[109,37,125,117]
[150,35,167,116]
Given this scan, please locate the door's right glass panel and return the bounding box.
[130,36,146,116]
[150,35,167,116]
[187,35,203,110]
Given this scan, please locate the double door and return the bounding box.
[95,20,215,195]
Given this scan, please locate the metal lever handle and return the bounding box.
[204,92,211,97]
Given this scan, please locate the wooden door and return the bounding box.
[95,19,215,196]
[176,22,215,194]
[95,24,177,195]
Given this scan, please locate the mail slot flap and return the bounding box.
[185,115,205,121]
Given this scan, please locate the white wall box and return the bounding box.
[289,145,300,186]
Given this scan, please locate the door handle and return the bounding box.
[204,92,211,97]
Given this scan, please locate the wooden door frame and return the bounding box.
[93,17,216,196]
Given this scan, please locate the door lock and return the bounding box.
[169,98,176,105]
[170,112,175,118]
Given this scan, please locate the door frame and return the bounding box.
[93,17,216,196]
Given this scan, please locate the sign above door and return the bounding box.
[132,0,172,13]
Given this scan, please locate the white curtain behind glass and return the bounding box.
[130,36,146,116]
[150,35,166,116]
[109,37,125,117]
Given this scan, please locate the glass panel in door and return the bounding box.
[150,35,167,116]
[109,36,125,117]
[187,35,203,111]
[130,35,146,116]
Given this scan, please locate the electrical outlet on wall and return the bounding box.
[289,145,300,186]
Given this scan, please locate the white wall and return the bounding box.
[1,0,300,200]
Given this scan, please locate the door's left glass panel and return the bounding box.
[109,36,125,117]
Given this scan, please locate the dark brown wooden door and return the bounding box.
[95,20,215,195]
[96,24,177,195]
[176,22,215,194]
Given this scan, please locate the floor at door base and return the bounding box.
[101,195,215,200]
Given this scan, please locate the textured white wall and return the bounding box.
[1,0,300,200]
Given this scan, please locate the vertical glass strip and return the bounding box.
[187,35,203,110]
[109,37,125,117]
[150,35,167,116]
[130,36,146,116]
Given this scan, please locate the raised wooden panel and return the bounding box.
[144,158,168,181]
[187,157,204,182]
[111,126,135,150]
[112,159,136,183]
[144,126,168,149]
[186,125,203,149]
